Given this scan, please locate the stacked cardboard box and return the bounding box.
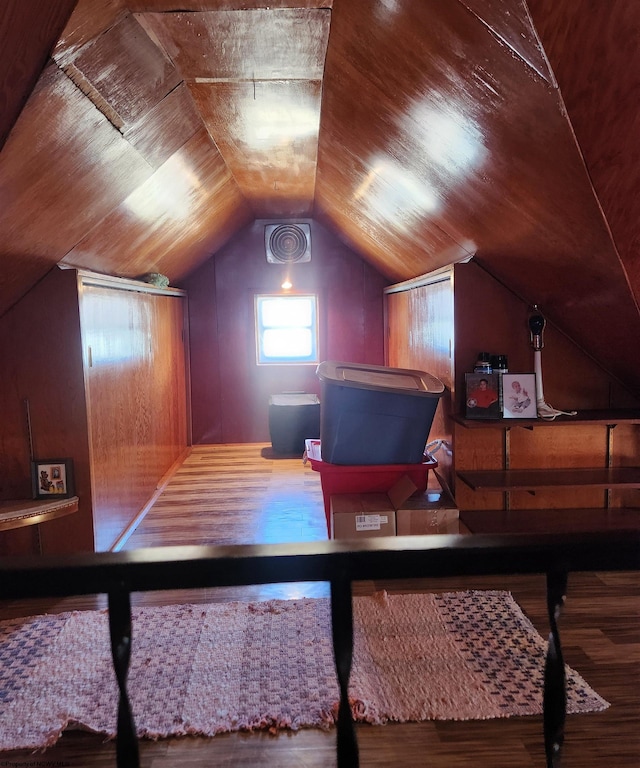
[330,474,465,539]
[395,490,462,535]
[330,493,396,539]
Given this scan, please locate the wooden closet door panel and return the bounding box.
[81,285,188,551]
[151,292,189,464]
[386,276,454,486]
[386,290,411,369]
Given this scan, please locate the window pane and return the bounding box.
[261,297,313,328]
[263,328,312,358]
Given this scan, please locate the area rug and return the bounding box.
[0,590,608,751]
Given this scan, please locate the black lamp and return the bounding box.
[528,306,576,420]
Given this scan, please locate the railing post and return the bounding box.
[330,573,359,768]
[543,569,568,768]
[108,585,139,768]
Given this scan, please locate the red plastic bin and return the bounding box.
[304,439,438,535]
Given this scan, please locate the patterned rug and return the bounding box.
[0,590,608,751]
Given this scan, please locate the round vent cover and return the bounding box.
[266,224,311,263]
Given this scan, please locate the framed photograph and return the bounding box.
[465,372,501,419]
[31,458,75,500]
[502,373,537,419]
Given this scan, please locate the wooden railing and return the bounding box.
[2,531,639,768]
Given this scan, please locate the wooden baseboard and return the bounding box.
[110,447,192,552]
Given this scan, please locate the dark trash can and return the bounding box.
[269,393,321,455]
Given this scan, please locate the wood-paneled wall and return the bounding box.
[385,260,640,508]
[0,268,94,555]
[452,262,629,411]
[0,268,189,555]
[183,220,389,444]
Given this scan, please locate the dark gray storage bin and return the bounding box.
[268,393,320,455]
[316,361,444,465]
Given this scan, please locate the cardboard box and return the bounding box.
[305,439,437,535]
[329,475,466,538]
[395,485,460,536]
[331,493,396,539]
[396,509,463,535]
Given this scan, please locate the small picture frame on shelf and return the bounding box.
[465,372,501,419]
[502,373,537,419]
[31,458,75,500]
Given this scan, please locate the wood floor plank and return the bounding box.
[0,444,638,766]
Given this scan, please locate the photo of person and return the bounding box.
[502,373,538,419]
[465,372,501,419]
[469,378,499,408]
[507,379,531,413]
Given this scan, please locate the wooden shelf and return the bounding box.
[457,467,640,492]
[0,496,79,532]
[453,408,640,525]
[452,409,640,429]
[460,507,640,534]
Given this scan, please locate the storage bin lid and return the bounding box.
[316,361,445,397]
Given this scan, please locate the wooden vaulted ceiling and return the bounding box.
[1,0,639,392]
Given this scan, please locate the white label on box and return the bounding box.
[355,514,388,531]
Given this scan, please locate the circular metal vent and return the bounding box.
[267,224,309,263]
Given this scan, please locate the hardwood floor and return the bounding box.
[1,444,638,767]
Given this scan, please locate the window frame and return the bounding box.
[254,293,319,366]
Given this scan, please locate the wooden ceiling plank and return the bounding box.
[0,63,154,316]
[527,0,640,311]
[122,83,202,169]
[315,0,640,388]
[191,80,321,217]
[0,0,78,150]
[61,129,252,281]
[53,0,127,67]
[64,13,182,126]
[459,0,554,83]
[137,8,330,81]
[128,0,333,10]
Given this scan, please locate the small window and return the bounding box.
[255,294,318,365]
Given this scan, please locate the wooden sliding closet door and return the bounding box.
[80,284,188,551]
[385,271,455,485]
